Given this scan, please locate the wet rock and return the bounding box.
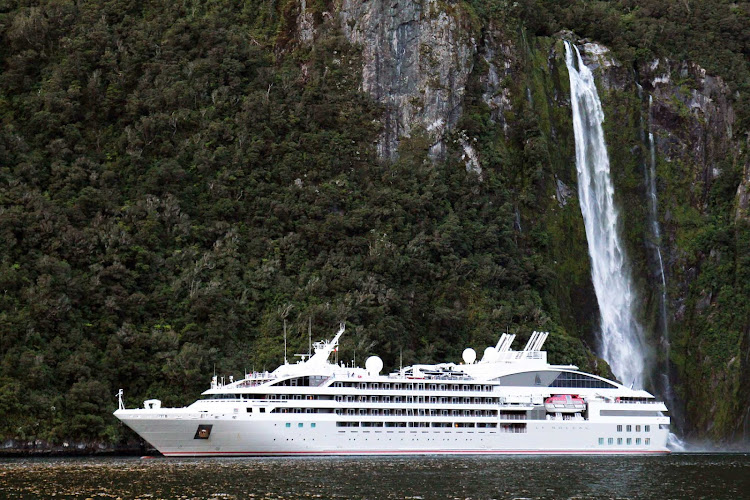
[555,177,574,207]
[0,438,151,457]
[338,0,477,160]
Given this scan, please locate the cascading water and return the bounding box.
[647,96,668,335]
[564,42,647,388]
[646,95,675,402]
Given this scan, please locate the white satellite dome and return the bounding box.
[482,346,498,363]
[462,348,476,364]
[365,356,383,375]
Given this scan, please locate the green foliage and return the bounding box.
[0,0,580,444]
[0,0,747,445]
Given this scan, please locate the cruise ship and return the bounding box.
[114,324,670,456]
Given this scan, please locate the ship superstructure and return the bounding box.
[114,324,670,456]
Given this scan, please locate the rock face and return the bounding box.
[642,58,736,191]
[477,28,514,133]
[295,3,746,441]
[739,157,750,220]
[337,0,477,160]
[577,40,746,439]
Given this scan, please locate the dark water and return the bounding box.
[1,454,748,499]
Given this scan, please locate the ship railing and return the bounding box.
[496,351,546,361]
[612,398,663,404]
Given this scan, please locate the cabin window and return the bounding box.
[617,425,622,432]
[626,425,632,432]
[617,438,622,445]
[598,438,604,445]
[285,423,291,428]
[608,438,613,445]
[645,425,650,432]
[636,425,641,432]
[298,423,303,428]
[627,438,632,445]
[636,438,641,445]
[645,438,651,445]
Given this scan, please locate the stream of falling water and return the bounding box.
[646,95,676,407]
[564,41,646,388]
[647,96,669,337]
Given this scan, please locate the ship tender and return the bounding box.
[114,324,671,456]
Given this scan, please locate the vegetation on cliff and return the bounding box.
[0,0,748,444]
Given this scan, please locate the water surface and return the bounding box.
[1,454,748,499]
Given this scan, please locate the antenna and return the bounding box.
[283,318,288,365]
[399,347,403,371]
[308,317,312,357]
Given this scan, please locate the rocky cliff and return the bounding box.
[0,0,747,447]
[292,1,748,439]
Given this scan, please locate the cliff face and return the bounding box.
[284,0,748,439]
[337,0,478,160]
[327,2,747,438]
[1,0,747,447]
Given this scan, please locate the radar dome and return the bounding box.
[482,346,497,363]
[462,348,476,364]
[365,356,383,375]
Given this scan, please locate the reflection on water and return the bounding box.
[1,454,749,499]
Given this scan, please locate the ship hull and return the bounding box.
[115,409,670,457]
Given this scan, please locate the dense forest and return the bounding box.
[0,0,748,447]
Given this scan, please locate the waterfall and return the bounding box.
[647,96,668,325]
[564,42,646,388]
[646,96,673,396]
[642,94,684,441]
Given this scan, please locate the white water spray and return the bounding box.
[565,42,646,388]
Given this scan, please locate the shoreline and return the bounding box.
[1,439,158,458]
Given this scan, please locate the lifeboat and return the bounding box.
[544,394,586,413]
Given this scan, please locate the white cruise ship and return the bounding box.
[114,324,670,456]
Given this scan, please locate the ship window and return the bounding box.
[617,425,622,432]
[659,424,670,430]
[645,425,650,432]
[260,408,265,413]
[636,425,641,432]
[645,438,651,445]
[285,423,291,428]
[601,410,662,417]
[311,423,316,428]
[617,438,622,445]
[494,370,617,388]
[626,425,632,432]
[298,423,303,428]
[636,438,641,445]
[598,438,604,445]
[608,438,613,445]
[627,438,632,445]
